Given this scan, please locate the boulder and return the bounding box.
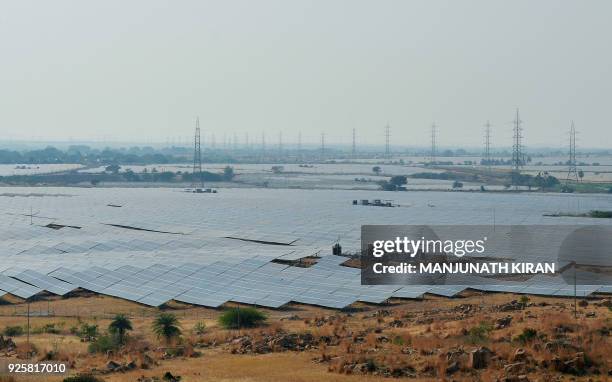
[512,348,527,362]
[469,347,492,369]
[498,300,524,312]
[495,315,513,329]
[445,361,460,375]
[106,360,122,372]
[0,335,16,352]
[504,362,526,375]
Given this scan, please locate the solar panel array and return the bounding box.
[0,187,609,308]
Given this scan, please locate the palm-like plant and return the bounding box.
[152,313,181,345]
[108,314,133,345]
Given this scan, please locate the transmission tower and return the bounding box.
[483,120,492,171]
[566,121,579,183]
[511,109,524,184]
[278,132,283,154]
[320,132,325,157]
[430,123,437,164]
[352,128,356,157]
[384,124,390,158]
[192,117,203,188]
[261,132,266,152]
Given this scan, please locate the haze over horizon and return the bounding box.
[1,0,611,148]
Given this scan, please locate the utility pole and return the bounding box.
[192,117,203,188]
[261,132,266,152]
[384,124,390,158]
[430,123,437,164]
[511,109,524,185]
[352,128,356,157]
[27,301,30,358]
[484,121,492,172]
[566,121,579,184]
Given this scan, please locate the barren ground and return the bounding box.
[0,292,610,382]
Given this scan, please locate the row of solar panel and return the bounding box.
[1,256,609,309]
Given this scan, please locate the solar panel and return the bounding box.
[12,270,76,295]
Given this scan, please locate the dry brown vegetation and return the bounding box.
[0,293,610,381]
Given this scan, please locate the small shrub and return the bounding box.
[514,328,538,344]
[192,321,206,335]
[519,295,530,306]
[365,358,377,372]
[468,322,493,343]
[87,335,117,354]
[79,323,98,341]
[3,326,24,337]
[32,323,62,335]
[219,307,267,329]
[63,375,105,382]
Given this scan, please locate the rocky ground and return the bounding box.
[0,293,610,381]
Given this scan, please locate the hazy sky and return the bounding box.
[1,0,611,148]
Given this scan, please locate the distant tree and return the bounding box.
[152,313,181,345]
[372,166,381,175]
[379,182,397,191]
[108,314,132,345]
[223,166,235,180]
[105,164,121,174]
[123,169,140,182]
[578,170,584,181]
[389,175,407,186]
[452,180,463,189]
[271,165,284,174]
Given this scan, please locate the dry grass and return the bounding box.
[0,293,609,381]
